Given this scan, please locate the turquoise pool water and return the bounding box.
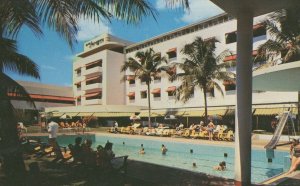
[36,134,288,183]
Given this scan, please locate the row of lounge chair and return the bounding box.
[21,137,129,175]
[109,125,234,141]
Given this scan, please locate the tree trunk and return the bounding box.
[203,86,208,125]
[147,82,151,127]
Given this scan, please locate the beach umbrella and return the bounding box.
[60,114,72,119]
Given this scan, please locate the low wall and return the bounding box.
[252,134,300,141]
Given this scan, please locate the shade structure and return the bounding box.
[83,91,101,98]
[139,111,166,117]
[130,114,141,120]
[151,88,161,94]
[167,47,177,53]
[127,92,135,97]
[85,60,101,67]
[127,75,135,81]
[253,108,286,116]
[51,112,64,117]
[166,86,176,92]
[85,75,101,82]
[207,109,227,116]
[77,112,94,117]
[188,110,205,117]
[93,112,133,117]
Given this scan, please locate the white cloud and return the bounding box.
[156,0,180,10]
[77,18,112,41]
[41,65,56,70]
[180,0,224,23]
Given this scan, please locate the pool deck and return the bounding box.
[25,131,300,185]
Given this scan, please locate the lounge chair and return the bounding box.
[223,130,234,141]
[182,129,191,138]
[198,131,208,139]
[190,130,199,138]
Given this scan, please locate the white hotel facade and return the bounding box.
[72,13,297,119]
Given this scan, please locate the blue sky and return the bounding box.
[8,0,223,86]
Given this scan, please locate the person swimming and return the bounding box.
[214,161,226,171]
[161,144,168,155]
[139,148,145,154]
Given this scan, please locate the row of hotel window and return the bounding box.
[75,60,103,76]
[125,22,266,54]
[127,83,236,100]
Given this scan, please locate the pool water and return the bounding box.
[36,134,288,184]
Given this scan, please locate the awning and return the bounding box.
[127,75,135,81]
[207,109,227,116]
[127,92,135,97]
[166,86,176,92]
[188,110,205,117]
[52,112,65,117]
[85,60,101,67]
[85,75,100,82]
[82,92,101,98]
[226,109,235,115]
[74,67,81,71]
[224,50,257,62]
[167,48,177,53]
[93,112,133,117]
[253,23,263,30]
[253,108,285,116]
[74,81,81,85]
[223,80,235,85]
[139,111,166,117]
[64,112,80,117]
[151,88,161,94]
[77,112,94,117]
[291,107,298,115]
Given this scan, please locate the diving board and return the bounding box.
[264,111,292,149]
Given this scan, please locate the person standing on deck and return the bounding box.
[48,120,63,160]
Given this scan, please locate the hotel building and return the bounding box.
[66,13,298,127]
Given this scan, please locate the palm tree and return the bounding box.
[256,6,300,64]
[172,37,234,124]
[121,48,167,127]
[0,0,159,184]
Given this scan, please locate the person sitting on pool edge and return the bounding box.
[161,144,168,155]
[214,161,226,171]
[288,138,300,174]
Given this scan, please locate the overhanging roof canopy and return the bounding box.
[210,0,298,17]
[253,61,300,91]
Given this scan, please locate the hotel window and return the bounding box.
[225,31,237,44]
[223,80,236,91]
[151,88,161,98]
[167,48,177,60]
[127,75,135,85]
[166,86,176,97]
[127,92,135,100]
[86,75,102,85]
[85,60,102,70]
[75,68,81,76]
[140,91,147,99]
[253,24,266,38]
[77,97,81,105]
[141,77,147,84]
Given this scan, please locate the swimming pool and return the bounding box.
[37,134,288,184]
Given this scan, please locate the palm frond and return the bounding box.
[0,72,35,108]
[100,0,158,24]
[0,37,40,78]
[0,0,42,37]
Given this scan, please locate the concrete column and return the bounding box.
[235,10,254,186]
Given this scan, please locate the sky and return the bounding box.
[8,0,223,87]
